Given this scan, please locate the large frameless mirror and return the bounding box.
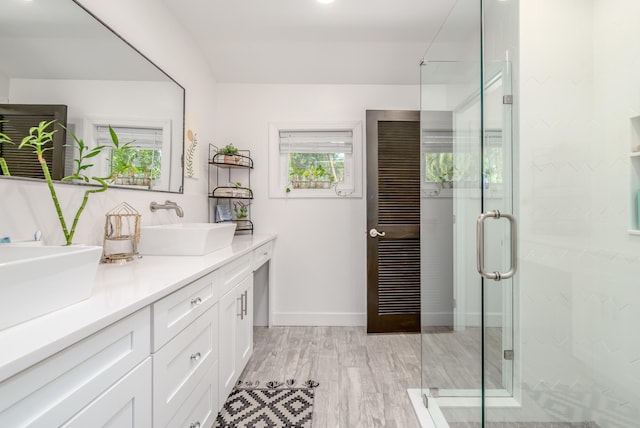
[0,0,185,193]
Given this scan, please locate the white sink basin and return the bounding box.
[0,245,102,331]
[138,222,236,256]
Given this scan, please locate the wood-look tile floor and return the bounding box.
[421,327,503,390]
[239,326,422,428]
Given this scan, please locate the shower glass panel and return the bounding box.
[420,59,483,427]
[420,0,485,426]
[420,0,640,427]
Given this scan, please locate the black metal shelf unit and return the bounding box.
[208,144,254,234]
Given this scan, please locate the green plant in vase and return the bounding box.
[232,201,249,220]
[1,120,124,245]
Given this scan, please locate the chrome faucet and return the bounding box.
[150,200,184,218]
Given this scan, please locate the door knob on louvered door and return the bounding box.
[369,228,386,238]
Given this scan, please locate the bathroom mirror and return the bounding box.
[0,0,185,193]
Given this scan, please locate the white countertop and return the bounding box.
[0,233,276,383]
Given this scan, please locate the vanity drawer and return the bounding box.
[62,358,152,427]
[166,362,218,428]
[152,270,219,351]
[153,304,218,427]
[219,253,252,296]
[253,241,273,270]
[0,307,150,427]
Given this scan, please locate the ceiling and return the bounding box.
[162,0,458,85]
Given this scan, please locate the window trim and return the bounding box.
[268,121,363,198]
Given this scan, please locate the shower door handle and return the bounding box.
[476,210,518,281]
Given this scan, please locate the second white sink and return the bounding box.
[0,245,102,331]
[138,222,236,256]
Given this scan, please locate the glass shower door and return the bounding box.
[419,60,514,427]
[419,0,515,425]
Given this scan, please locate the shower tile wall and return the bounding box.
[516,0,640,426]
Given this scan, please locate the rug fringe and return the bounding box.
[235,378,320,389]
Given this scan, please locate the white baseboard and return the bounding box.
[272,312,366,326]
[271,312,502,328]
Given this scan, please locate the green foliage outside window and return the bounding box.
[288,152,344,189]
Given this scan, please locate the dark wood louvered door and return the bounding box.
[366,110,420,333]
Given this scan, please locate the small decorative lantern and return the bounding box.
[102,202,141,263]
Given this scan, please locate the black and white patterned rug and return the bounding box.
[215,379,319,428]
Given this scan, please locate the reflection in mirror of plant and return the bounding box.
[0,121,13,175]
[1,120,123,245]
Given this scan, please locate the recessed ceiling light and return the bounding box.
[317,0,336,4]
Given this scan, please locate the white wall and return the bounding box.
[0,0,215,245]
[214,84,419,325]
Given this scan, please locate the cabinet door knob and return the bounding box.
[190,352,201,361]
[191,297,202,306]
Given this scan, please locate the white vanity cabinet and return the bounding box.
[0,235,275,428]
[252,240,273,270]
[0,308,151,427]
[218,253,254,403]
[152,271,220,427]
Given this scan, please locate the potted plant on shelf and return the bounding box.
[217,144,241,165]
[232,201,249,229]
[0,120,123,245]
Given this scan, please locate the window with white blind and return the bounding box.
[268,122,362,198]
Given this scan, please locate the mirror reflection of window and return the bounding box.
[0,0,185,193]
[95,125,163,189]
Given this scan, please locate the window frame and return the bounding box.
[268,121,363,198]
